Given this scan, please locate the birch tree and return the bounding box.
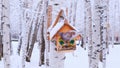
[21,0,33,68]
[2,0,11,68]
[26,0,44,62]
[0,0,3,60]
[17,0,23,55]
[90,0,109,68]
[68,0,77,26]
[45,0,70,68]
[84,0,92,67]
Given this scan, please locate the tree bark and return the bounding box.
[84,0,92,68]
[21,0,33,67]
[2,0,11,68]
[26,0,44,62]
[90,0,109,68]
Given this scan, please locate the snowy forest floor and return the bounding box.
[0,41,120,68]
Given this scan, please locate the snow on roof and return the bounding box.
[50,20,64,40]
[47,18,56,33]
[49,19,79,40]
[67,23,79,32]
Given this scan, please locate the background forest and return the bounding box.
[0,0,120,68]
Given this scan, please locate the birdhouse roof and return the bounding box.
[47,9,79,40]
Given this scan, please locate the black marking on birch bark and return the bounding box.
[1,16,8,19]
[54,3,59,6]
[96,50,101,52]
[93,25,95,27]
[94,52,97,54]
[98,10,104,14]
[46,59,49,66]
[55,56,58,58]
[94,30,96,32]
[6,24,10,28]
[6,42,9,44]
[97,44,100,47]
[61,56,66,60]
[2,5,7,9]
[102,58,106,60]
[92,57,96,59]
[85,0,90,2]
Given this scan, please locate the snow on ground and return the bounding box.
[0,41,120,68]
[106,45,120,68]
[65,45,89,68]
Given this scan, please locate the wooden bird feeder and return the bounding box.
[47,9,81,52]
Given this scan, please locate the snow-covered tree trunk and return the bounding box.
[17,0,23,55]
[109,0,115,46]
[72,0,77,26]
[84,0,92,67]
[48,0,69,68]
[100,0,109,68]
[43,0,50,67]
[21,0,33,67]
[39,20,45,66]
[2,0,11,68]
[0,0,3,60]
[26,0,43,62]
[68,0,77,26]
[68,1,72,24]
[114,0,120,44]
[90,0,109,68]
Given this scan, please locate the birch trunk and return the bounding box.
[0,0,3,60]
[72,0,77,26]
[84,0,92,67]
[39,20,45,66]
[26,0,43,62]
[91,0,108,68]
[68,1,72,24]
[100,0,108,68]
[17,0,23,55]
[68,0,77,26]
[43,0,50,67]
[21,0,33,67]
[2,0,11,68]
[48,0,68,68]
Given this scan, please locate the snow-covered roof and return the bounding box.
[47,18,56,33]
[49,19,79,40]
[48,9,79,40]
[50,20,64,39]
[66,22,79,32]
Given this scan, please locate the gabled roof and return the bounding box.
[47,9,64,33]
[47,9,78,40]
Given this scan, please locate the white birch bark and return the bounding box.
[21,0,33,67]
[0,0,1,28]
[84,0,92,67]
[100,0,108,68]
[26,0,44,62]
[91,0,101,68]
[68,0,77,26]
[46,0,67,68]
[43,0,51,67]
[0,0,3,60]
[17,0,23,55]
[39,20,46,66]
[90,0,109,68]
[109,0,115,47]
[68,1,72,24]
[2,0,11,68]
[71,0,77,26]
